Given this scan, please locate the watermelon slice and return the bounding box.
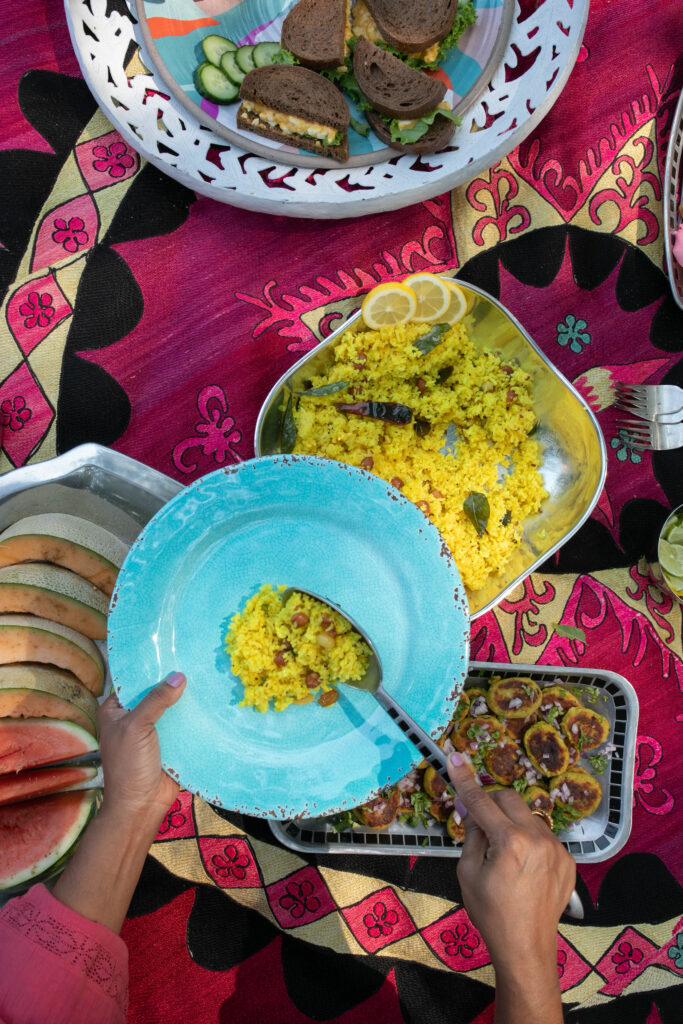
[0,765,98,806]
[0,789,99,890]
[0,664,99,736]
[0,718,98,775]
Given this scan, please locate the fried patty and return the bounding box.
[483,737,525,785]
[561,706,610,751]
[550,768,602,818]
[524,721,570,777]
[487,676,542,718]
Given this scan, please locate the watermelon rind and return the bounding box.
[0,663,99,737]
[0,789,100,891]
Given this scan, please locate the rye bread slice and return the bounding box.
[362,0,459,53]
[281,0,348,70]
[353,38,445,119]
[366,108,456,154]
[238,66,349,162]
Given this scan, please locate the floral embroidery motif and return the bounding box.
[51,216,89,254]
[172,385,242,474]
[18,291,55,329]
[210,843,251,881]
[0,396,31,431]
[667,933,683,969]
[610,428,642,464]
[466,164,531,246]
[440,923,480,959]
[363,902,399,939]
[557,948,567,978]
[611,940,644,974]
[278,879,321,920]
[556,314,591,353]
[92,140,136,179]
[157,797,186,836]
[633,735,674,815]
[498,576,555,655]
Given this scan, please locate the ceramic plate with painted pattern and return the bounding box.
[108,455,469,818]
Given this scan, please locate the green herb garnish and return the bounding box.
[421,836,429,847]
[500,510,512,526]
[512,778,528,795]
[413,323,450,355]
[294,380,349,397]
[575,727,588,753]
[572,684,606,705]
[463,491,490,537]
[521,683,535,701]
[552,624,586,643]
[437,365,453,384]
[406,790,432,828]
[330,810,356,832]
[350,116,370,137]
[280,391,297,453]
[587,752,609,775]
[551,803,582,834]
[546,705,561,723]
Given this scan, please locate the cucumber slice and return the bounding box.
[201,34,237,67]
[252,41,282,67]
[235,45,256,74]
[220,50,246,85]
[193,62,239,104]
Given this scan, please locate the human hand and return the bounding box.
[447,751,575,979]
[98,672,187,828]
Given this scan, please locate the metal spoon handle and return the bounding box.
[374,685,453,788]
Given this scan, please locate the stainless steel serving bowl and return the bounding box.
[254,280,607,618]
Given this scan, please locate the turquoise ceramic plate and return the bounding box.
[108,455,469,818]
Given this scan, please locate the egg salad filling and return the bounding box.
[351,1,440,64]
[241,101,342,145]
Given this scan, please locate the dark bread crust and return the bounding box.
[353,38,445,119]
[281,0,347,70]
[366,108,455,154]
[237,110,349,163]
[363,0,459,53]
[239,66,350,130]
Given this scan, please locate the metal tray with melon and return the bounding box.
[0,445,181,896]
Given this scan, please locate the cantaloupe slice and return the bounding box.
[0,765,98,806]
[0,513,128,596]
[0,717,98,775]
[0,614,105,696]
[0,789,99,890]
[0,564,108,640]
[0,664,98,736]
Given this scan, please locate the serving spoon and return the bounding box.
[282,587,585,921]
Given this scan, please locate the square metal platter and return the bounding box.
[269,661,639,865]
[255,279,607,618]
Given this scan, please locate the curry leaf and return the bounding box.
[413,323,450,355]
[294,380,349,397]
[280,391,297,453]
[552,624,586,643]
[463,491,490,536]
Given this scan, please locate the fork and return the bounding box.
[614,383,683,422]
[615,419,683,451]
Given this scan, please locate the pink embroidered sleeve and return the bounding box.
[0,883,128,1024]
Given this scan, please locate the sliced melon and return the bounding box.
[0,564,108,640]
[0,513,128,596]
[0,765,98,805]
[0,789,99,890]
[0,664,98,737]
[0,717,98,775]
[0,614,105,696]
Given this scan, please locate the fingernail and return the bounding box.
[454,799,468,819]
[164,672,185,688]
[449,752,464,767]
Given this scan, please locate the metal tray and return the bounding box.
[269,661,639,865]
[664,85,683,311]
[0,445,182,898]
[254,282,607,619]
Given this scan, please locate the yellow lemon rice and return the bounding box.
[290,321,547,591]
[226,585,371,712]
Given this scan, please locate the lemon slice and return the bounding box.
[658,538,683,578]
[663,570,683,595]
[440,279,468,324]
[361,282,417,329]
[402,272,451,323]
[665,520,683,545]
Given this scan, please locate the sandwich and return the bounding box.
[353,38,460,153]
[237,65,350,161]
[352,0,476,67]
[280,0,352,71]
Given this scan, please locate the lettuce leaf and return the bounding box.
[322,63,373,110]
[388,106,461,144]
[434,0,477,66]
